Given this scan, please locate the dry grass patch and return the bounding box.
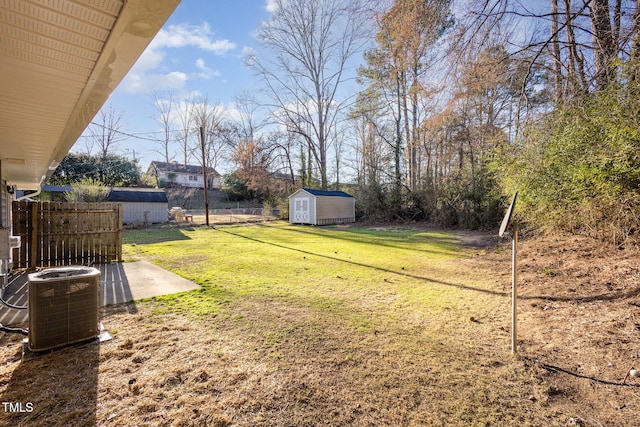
[2,224,638,425]
[461,233,640,426]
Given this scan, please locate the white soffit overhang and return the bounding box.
[0,0,181,190]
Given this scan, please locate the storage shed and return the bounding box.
[106,188,168,225]
[289,188,355,225]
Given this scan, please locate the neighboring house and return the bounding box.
[289,188,356,226]
[272,171,299,192]
[272,171,299,183]
[148,162,221,189]
[106,188,168,225]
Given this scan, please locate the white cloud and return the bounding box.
[194,58,220,80]
[121,22,235,94]
[152,22,236,55]
[132,48,164,73]
[222,103,243,123]
[241,46,257,67]
[241,46,256,58]
[124,71,188,94]
[265,0,278,12]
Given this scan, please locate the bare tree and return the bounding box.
[630,1,640,83]
[270,130,300,189]
[190,96,227,178]
[90,104,124,159]
[151,91,175,164]
[356,0,453,206]
[563,0,589,97]
[231,91,265,143]
[176,94,195,166]
[87,103,125,183]
[376,0,453,193]
[456,0,639,98]
[248,0,367,189]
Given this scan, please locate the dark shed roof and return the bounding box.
[106,188,168,203]
[300,188,354,198]
[42,184,72,193]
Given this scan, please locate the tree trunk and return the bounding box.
[394,70,404,206]
[551,0,563,102]
[630,1,640,84]
[590,0,616,91]
[564,0,588,96]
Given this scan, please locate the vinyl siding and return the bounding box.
[315,196,355,225]
[122,202,168,225]
[289,189,355,225]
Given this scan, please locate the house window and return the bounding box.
[189,175,198,181]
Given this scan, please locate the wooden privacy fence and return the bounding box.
[12,201,123,269]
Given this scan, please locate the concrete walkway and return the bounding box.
[0,262,200,326]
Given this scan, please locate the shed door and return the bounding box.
[294,197,310,223]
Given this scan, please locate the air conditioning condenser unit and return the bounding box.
[28,266,100,352]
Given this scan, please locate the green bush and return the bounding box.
[65,178,110,203]
[494,85,640,244]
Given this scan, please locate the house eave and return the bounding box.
[0,0,181,190]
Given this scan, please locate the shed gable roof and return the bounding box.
[298,188,354,198]
[106,188,168,203]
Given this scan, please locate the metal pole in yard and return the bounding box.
[499,190,519,356]
[199,126,209,226]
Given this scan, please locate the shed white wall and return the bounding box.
[122,202,168,224]
[289,193,316,224]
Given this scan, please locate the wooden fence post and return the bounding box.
[117,203,123,262]
[30,202,39,269]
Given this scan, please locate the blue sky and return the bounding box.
[75,0,551,177]
[76,0,280,173]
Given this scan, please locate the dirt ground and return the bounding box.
[1,228,639,426]
[185,213,275,226]
[461,231,640,426]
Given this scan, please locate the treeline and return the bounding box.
[245,0,640,240]
[71,0,640,242]
[481,0,640,244]
[346,0,640,242]
[49,153,141,187]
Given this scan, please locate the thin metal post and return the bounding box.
[199,126,210,226]
[511,224,518,355]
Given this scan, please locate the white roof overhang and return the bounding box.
[0,0,180,190]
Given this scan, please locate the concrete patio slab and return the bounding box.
[0,262,200,326]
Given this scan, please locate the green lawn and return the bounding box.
[111,222,549,425]
[123,222,497,321]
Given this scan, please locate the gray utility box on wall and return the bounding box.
[28,266,101,352]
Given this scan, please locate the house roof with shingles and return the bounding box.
[293,188,354,198]
[148,161,219,176]
[106,188,168,203]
